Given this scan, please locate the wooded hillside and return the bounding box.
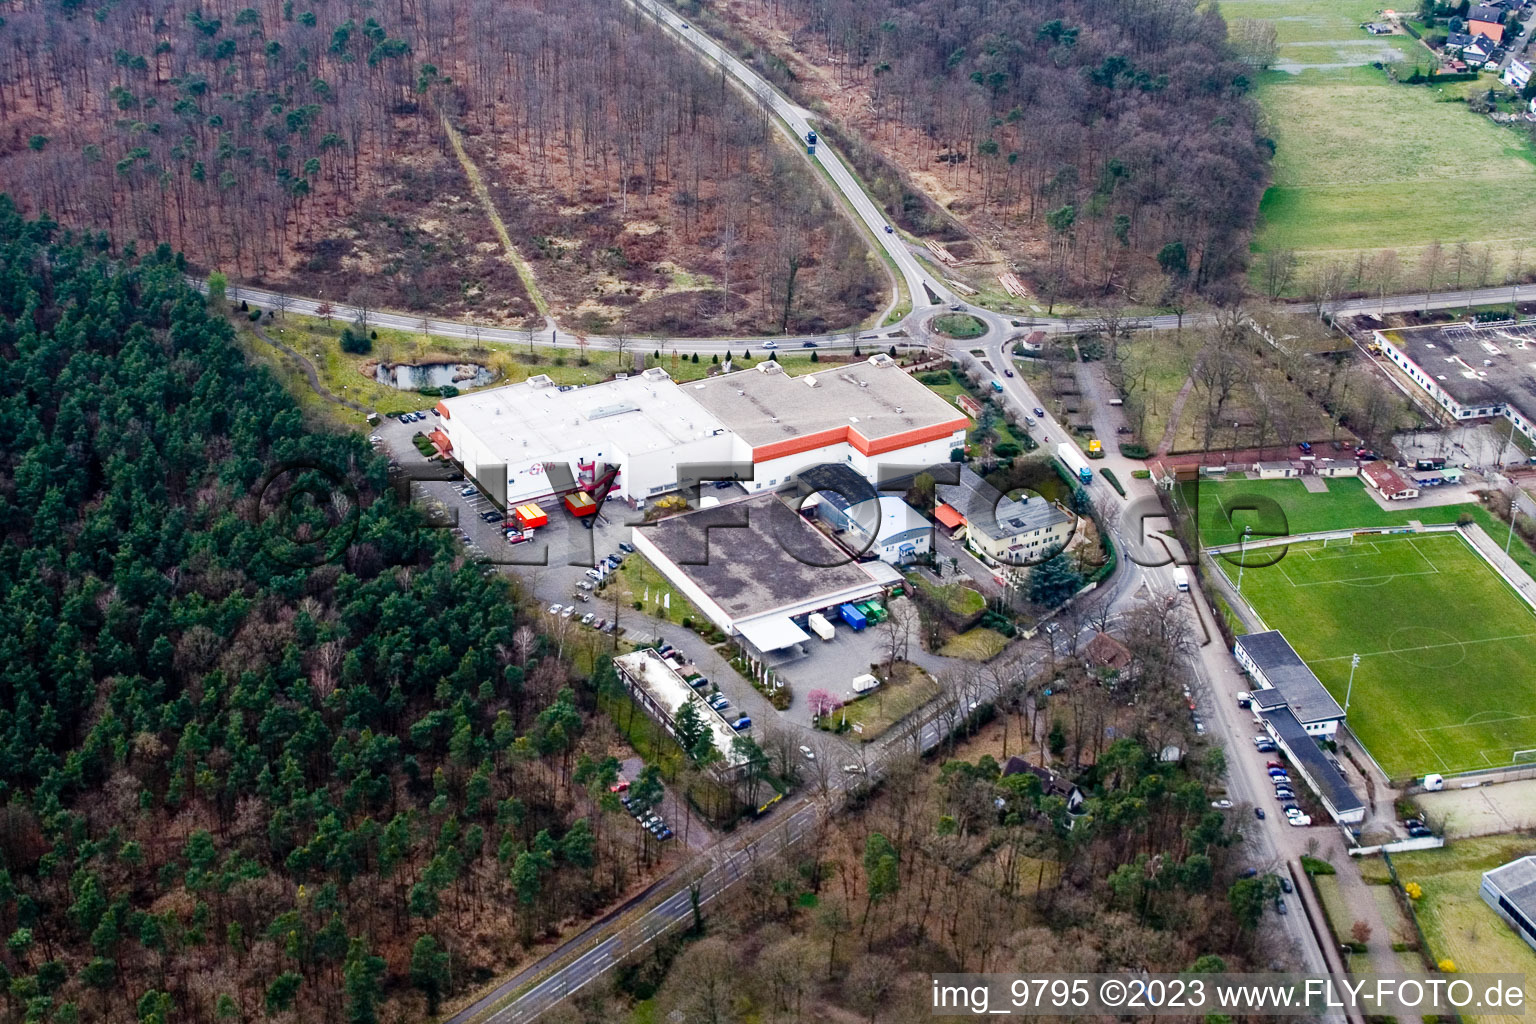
[0,0,882,334]
[692,0,1271,303]
[0,204,662,1023]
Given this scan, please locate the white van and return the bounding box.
[1423,773,1445,791]
[1172,567,1190,591]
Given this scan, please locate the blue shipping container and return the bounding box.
[839,603,868,630]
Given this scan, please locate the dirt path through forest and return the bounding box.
[441,114,553,321]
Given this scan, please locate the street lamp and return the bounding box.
[1236,525,1253,596]
[1344,653,1360,716]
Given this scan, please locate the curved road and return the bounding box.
[224,5,1520,1018]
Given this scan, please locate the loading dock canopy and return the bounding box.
[737,616,813,653]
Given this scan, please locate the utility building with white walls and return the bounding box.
[434,355,969,510]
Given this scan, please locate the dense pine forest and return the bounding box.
[0,0,882,334]
[0,203,650,1023]
[696,0,1270,300]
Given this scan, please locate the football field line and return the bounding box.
[1311,630,1536,661]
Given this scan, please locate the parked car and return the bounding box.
[732,717,752,731]
[507,533,529,545]
[619,542,636,553]
[584,568,603,581]
[1276,898,1288,914]
[1240,867,1258,878]
[1289,814,1312,827]
[560,605,574,618]
[576,580,594,591]
[843,764,867,774]
[1298,441,1313,454]
[609,779,629,793]
[548,602,563,615]
[581,613,595,626]
[799,745,816,761]
[1279,877,1293,894]
[1266,761,1286,770]
[1004,368,1015,377]
[595,619,607,632]
[1211,799,1233,809]
[369,434,382,443]
[480,510,501,522]
[460,485,478,497]
[657,827,673,840]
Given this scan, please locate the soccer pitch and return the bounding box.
[1215,531,1536,780]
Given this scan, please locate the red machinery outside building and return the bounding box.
[563,491,598,517]
[512,504,548,529]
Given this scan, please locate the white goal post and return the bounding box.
[1513,749,1536,765]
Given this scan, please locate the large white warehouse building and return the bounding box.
[434,355,969,507]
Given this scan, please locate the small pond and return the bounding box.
[374,362,495,390]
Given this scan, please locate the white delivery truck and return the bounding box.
[1172,567,1190,591]
[807,613,835,642]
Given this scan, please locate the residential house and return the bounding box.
[1084,631,1133,675]
[1463,33,1500,64]
[1469,5,1507,42]
[1002,757,1087,815]
[1504,58,1533,91]
[1361,460,1421,501]
[935,466,1076,570]
[1445,30,1475,50]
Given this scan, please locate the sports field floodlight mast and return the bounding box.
[1344,653,1360,715]
[1236,525,1253,596]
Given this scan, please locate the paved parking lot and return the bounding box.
[372,416,829,747]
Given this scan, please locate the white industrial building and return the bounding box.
[434,355,968,508]
[1481,856,1536,952]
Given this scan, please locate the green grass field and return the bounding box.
[1215,531,1536,779]
[1230,0,1536,292]
[1184,477,1536,581]
[1383,835,1536,1024]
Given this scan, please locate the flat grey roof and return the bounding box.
[685,356,965,448]
[1485,856,1536,914]
[1260,705,1365,818]
[637,494,884,622]
[1237,630,1345,725]
[1383,321,1536,412]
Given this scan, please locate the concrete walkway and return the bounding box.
[1325,836,1412,976]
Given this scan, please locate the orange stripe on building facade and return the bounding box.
[750,418,967,463]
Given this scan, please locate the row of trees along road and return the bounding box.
[0,202,670,1024]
